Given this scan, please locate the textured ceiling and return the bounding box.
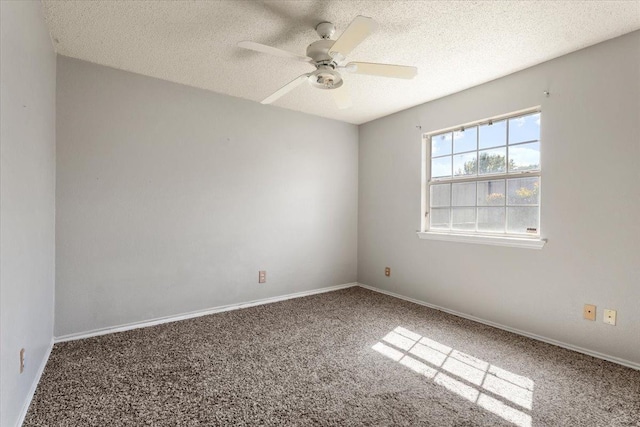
[42,1,640,124]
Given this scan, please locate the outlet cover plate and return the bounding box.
[583,304,596,321]
[603,309,616,325]
[258,271,266,284]
[384,267,391,277]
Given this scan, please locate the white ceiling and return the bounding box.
[42,1,640,124]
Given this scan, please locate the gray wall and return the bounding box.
[0,1,57,426]
[358,31,640,364]
[55,56,358,337]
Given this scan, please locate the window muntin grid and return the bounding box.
[426,111,541,237]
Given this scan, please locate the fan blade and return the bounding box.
[331,85,352,110]
[329,16,377,58]
[345,62,417,79]
[238,41,311,62]
[261,74,311,104]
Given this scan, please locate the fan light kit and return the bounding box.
[238,15,418,109]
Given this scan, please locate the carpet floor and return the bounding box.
[25,287,640,426]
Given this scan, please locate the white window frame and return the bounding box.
[418,108,546,249]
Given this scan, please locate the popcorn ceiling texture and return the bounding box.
[42,0,640,124]
[24,287,640,426]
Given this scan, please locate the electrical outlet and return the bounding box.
[603,309,616,326]
[583,304,596,321]
[385,267,391,277]
[20,348,25,373]
[258,271,266,284]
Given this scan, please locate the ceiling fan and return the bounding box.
[238,15,418,109]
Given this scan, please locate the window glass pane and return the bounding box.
[478,207,505,233]
[509,142,540,172]
[431,184,451,207]
[452,182,476,206]
[478,148,506,175]
[430,208,450,230]
[479,120,506,149]
[453,152,477,176]
[431,156,452,179]
[507,207,539,234]
[452,207,476,231]
[432,133,452,157]
[426,111,542,237]
[453,127,477,154]
[509,113,540,144]
[477,180,505,206]
[507,177,540,205]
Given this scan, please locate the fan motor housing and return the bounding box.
[306,39,335,64]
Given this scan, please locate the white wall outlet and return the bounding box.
[258,270,266,284]
[603,309,617,326]
[20,348,25,373]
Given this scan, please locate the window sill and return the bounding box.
[417,231,546,249]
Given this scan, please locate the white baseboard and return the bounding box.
[50,280,639,368]
[357,283,640,371]
[16,338,54,427]
[54,282,358,343]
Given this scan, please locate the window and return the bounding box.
[421,110,544,247]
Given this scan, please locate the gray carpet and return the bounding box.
[25,287,640,426]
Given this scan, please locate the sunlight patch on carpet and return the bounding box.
[373,326,534,427]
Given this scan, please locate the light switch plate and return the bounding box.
[583,304,596,321]
[603,309,616,325]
